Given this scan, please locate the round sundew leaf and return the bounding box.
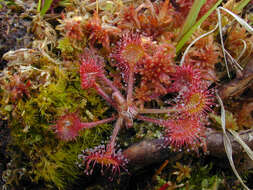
[164,118,204,149]
[111,33,146,79]
[53,113,82,141]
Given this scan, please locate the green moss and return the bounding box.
[57,36,87,60]
[1,59,111,188]
[154,162,225,190]
[57,37,74,54]
[187,164,222,190]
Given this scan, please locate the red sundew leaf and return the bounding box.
[79,145,128,178]
[168,65,202,93]
[178,86,215,118]
[164,118,204,149]
[186,90,212,115]
[80,50,104,89]
[110,33,146,80]
[52,113,83,141]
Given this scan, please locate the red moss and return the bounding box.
[184,34,221,81]
[138,44,175,81]
[135,83,169,102]
[118,1,174,36]
[226,26,250,58]
[85,12,120,50]
[64,16,84,40]
[140,0,173,36]
[199,0,218,18]
[80,145,128,176]
[135,43,175,101]
[175,0,218,19]
[6,74,31,102]
[170,0,218,28]
[164,118,204,149]
[53,113,82,141]
[169,0,194,27]
[118,5,140,29]
[135,84,151,102]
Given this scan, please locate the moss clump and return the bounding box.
[0,46,111,189]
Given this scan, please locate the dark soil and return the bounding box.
[0,3,33,69]
[0,120,9,187]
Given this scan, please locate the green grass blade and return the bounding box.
[37,0,42,13]
[40,0,54,16]
[178,0,206,41]
[176,0,223,54]
[233,0,251,13]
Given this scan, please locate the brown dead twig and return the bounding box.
[219,56,253,99]
[123,128,253,167]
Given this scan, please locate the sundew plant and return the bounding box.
[0,0,253,189]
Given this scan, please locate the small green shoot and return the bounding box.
[37,0,54,16]
[176,0,223,54]
[233,0,251,13]
[177,0,206,41]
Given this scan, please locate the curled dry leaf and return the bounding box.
[219,56,253,99]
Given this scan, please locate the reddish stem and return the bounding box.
[126,70,134,106]
[138,108,179,114]
[80,116,117,129]
[94,83,115,106]
[107,116,123,151]
[100,74,121,94]
[136,115,166,126]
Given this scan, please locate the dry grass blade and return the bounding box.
[217,6,253,78]
[236,39,247,61]
[219,7,253,34]
[228,129,253,161]
[216,93,250,190]
[180,24,218,66]
[224,49,243,71]
[217,8,231,78]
